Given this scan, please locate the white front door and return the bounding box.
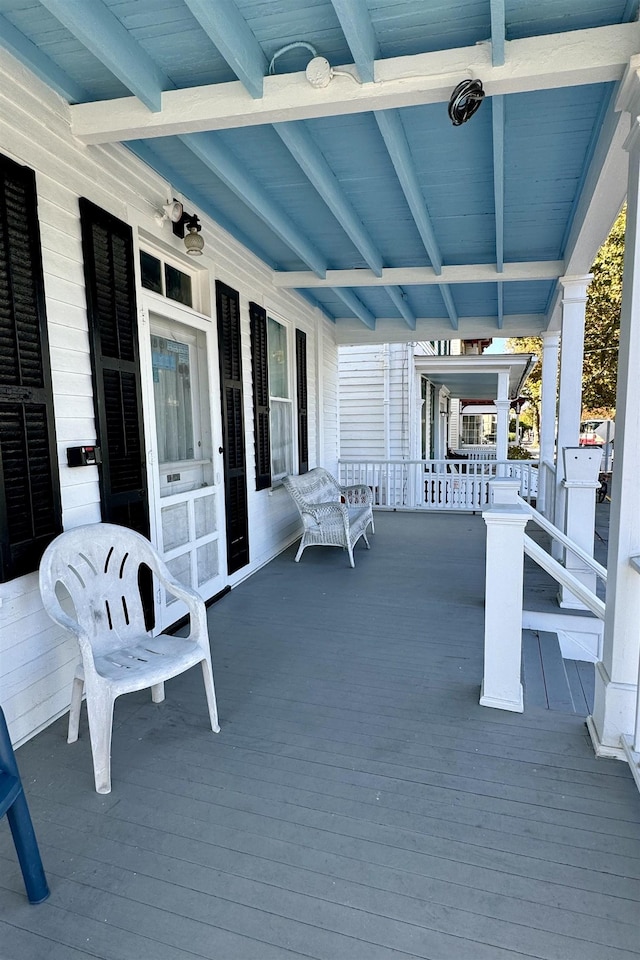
[142,298,226,630]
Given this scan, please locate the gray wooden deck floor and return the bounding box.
[2,511,640,960]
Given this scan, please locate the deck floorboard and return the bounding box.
[1,511,639,959]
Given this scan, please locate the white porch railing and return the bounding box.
[538,458,557,521]
[338,458,539,511]
[480,479,605,713]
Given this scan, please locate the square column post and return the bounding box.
[554,276,592,552]
[589,63,640,760]
[495,371,510,464]
[558,447,601,610]
[480,478,530,712]
[538,331,560,518]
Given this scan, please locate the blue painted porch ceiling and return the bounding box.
[0,0,634,331]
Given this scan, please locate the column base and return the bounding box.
[479,680,524,713]
[621,735,640,793]
[588,661,637,760]
[585,714,626,760]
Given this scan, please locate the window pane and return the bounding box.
[268,317,288,398]
[270,399,292,479]
[164,264,193,307]
[151,335,194,462]
[140,250,162,293]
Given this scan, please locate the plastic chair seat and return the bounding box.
[91,635,204,686]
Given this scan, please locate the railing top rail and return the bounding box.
[524,535,605,620]
[518,495,607,583]
[338,458,540,466]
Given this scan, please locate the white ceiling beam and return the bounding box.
[332,314,547,345]
[272,261,565,288]
[71,23,640,143]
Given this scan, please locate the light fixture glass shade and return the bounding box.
[184,225,204,256]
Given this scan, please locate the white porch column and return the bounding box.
[480,478,529,712]
[495,371,510,464]
[553,276,592,551]
[538,331,560,517]
[589,68,640,760]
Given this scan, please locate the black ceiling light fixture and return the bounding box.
[448,78,485,125]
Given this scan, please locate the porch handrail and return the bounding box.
[519,496,607,583]
[523,535,605,620]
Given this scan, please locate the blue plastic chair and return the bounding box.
[0,707,49,903]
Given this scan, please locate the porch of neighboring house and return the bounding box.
[2,508,638,960]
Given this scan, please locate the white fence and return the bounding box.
[338,458,539,511]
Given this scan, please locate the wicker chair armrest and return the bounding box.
[301,500,349,524]
[340,484,373,507]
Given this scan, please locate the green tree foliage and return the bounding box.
[504,336,542,438]
[582,208,624,415]
[505,208,625,425]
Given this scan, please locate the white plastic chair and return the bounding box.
[38,523,220,794]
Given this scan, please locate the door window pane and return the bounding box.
[151,335,194,462]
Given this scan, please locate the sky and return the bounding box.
[484,338,506,354]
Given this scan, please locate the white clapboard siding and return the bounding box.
[339,343,414,459]
[0,45,339,745]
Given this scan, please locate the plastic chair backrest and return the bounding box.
[39,523,157,659]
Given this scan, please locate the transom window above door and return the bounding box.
[140,249,194,309]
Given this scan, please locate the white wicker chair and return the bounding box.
[282,468,374,567]
[39,523,220,794]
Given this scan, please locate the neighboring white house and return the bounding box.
[0,52,340,747]
[338,340,461,463]
[338,340,534,463]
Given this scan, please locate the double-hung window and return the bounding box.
[250,303,307,489]
[267,316,293,481]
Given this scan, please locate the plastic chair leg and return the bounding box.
[86,692,115,794]
[67,675,83,743]
[6,793,50,903]
[151,682,165,703]
[200,658,220,733]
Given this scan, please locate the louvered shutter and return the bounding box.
[0,155,62,581]
[249,301,271,490]
[295,329,309,474]
[79,198,149,538]
[216,281,249,573]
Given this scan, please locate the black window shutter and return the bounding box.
[249,301,271,490]
[0,154,62,582]
[79,198,149,539]
[216,281,249,574]
[296,328,309,474]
